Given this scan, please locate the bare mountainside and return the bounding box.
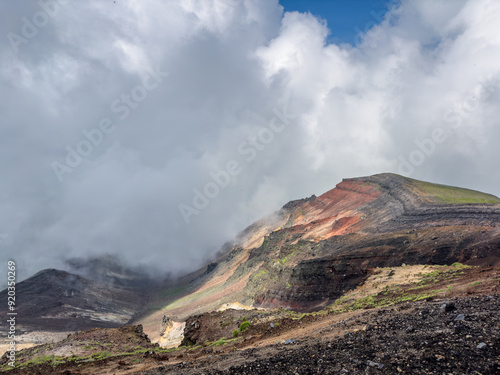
[3,262,500,373]
[2,173,500,374]
[137,173,500,339]
[0,255,157,347]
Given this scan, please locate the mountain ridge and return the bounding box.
[135,173,500,340]
[2,173,500,373]
[2,173,500,350]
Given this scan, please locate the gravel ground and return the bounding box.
[143,295,500,375]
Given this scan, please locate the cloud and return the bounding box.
[1,0,499,285]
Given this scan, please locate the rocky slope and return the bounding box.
[2,173,500,371]
[0,256,156,347]
[146,295,500,375]
[138,173,500,341]
[3,263,500,374]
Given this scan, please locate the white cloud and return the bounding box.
[0,0,499,284]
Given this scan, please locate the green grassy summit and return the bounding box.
[411,179,500,204]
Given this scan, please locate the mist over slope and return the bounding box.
[135,173,500,338]
[1,172,500,374]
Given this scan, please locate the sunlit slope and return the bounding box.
[136,173,500,343]
[410,178,500,204]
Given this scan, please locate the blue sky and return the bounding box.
[279,0,393,44]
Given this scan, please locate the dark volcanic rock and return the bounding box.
[237,174,500,310]
[0,268,148,335]
[143,295,500,375]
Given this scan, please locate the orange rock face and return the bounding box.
[285,179,382,241]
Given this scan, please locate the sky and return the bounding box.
[1,0,500,284]
[280,0,393,44]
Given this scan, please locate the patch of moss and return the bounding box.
[91,351,112,360]
[328,264,473,314]
[281,249,297,264]
[332,290,441,312]
[412,179,500,204]
[239,320,251,332]
[450,262,469,268]
[205,337,240,347]
[414,266,466,287]
[11,355,70,370]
